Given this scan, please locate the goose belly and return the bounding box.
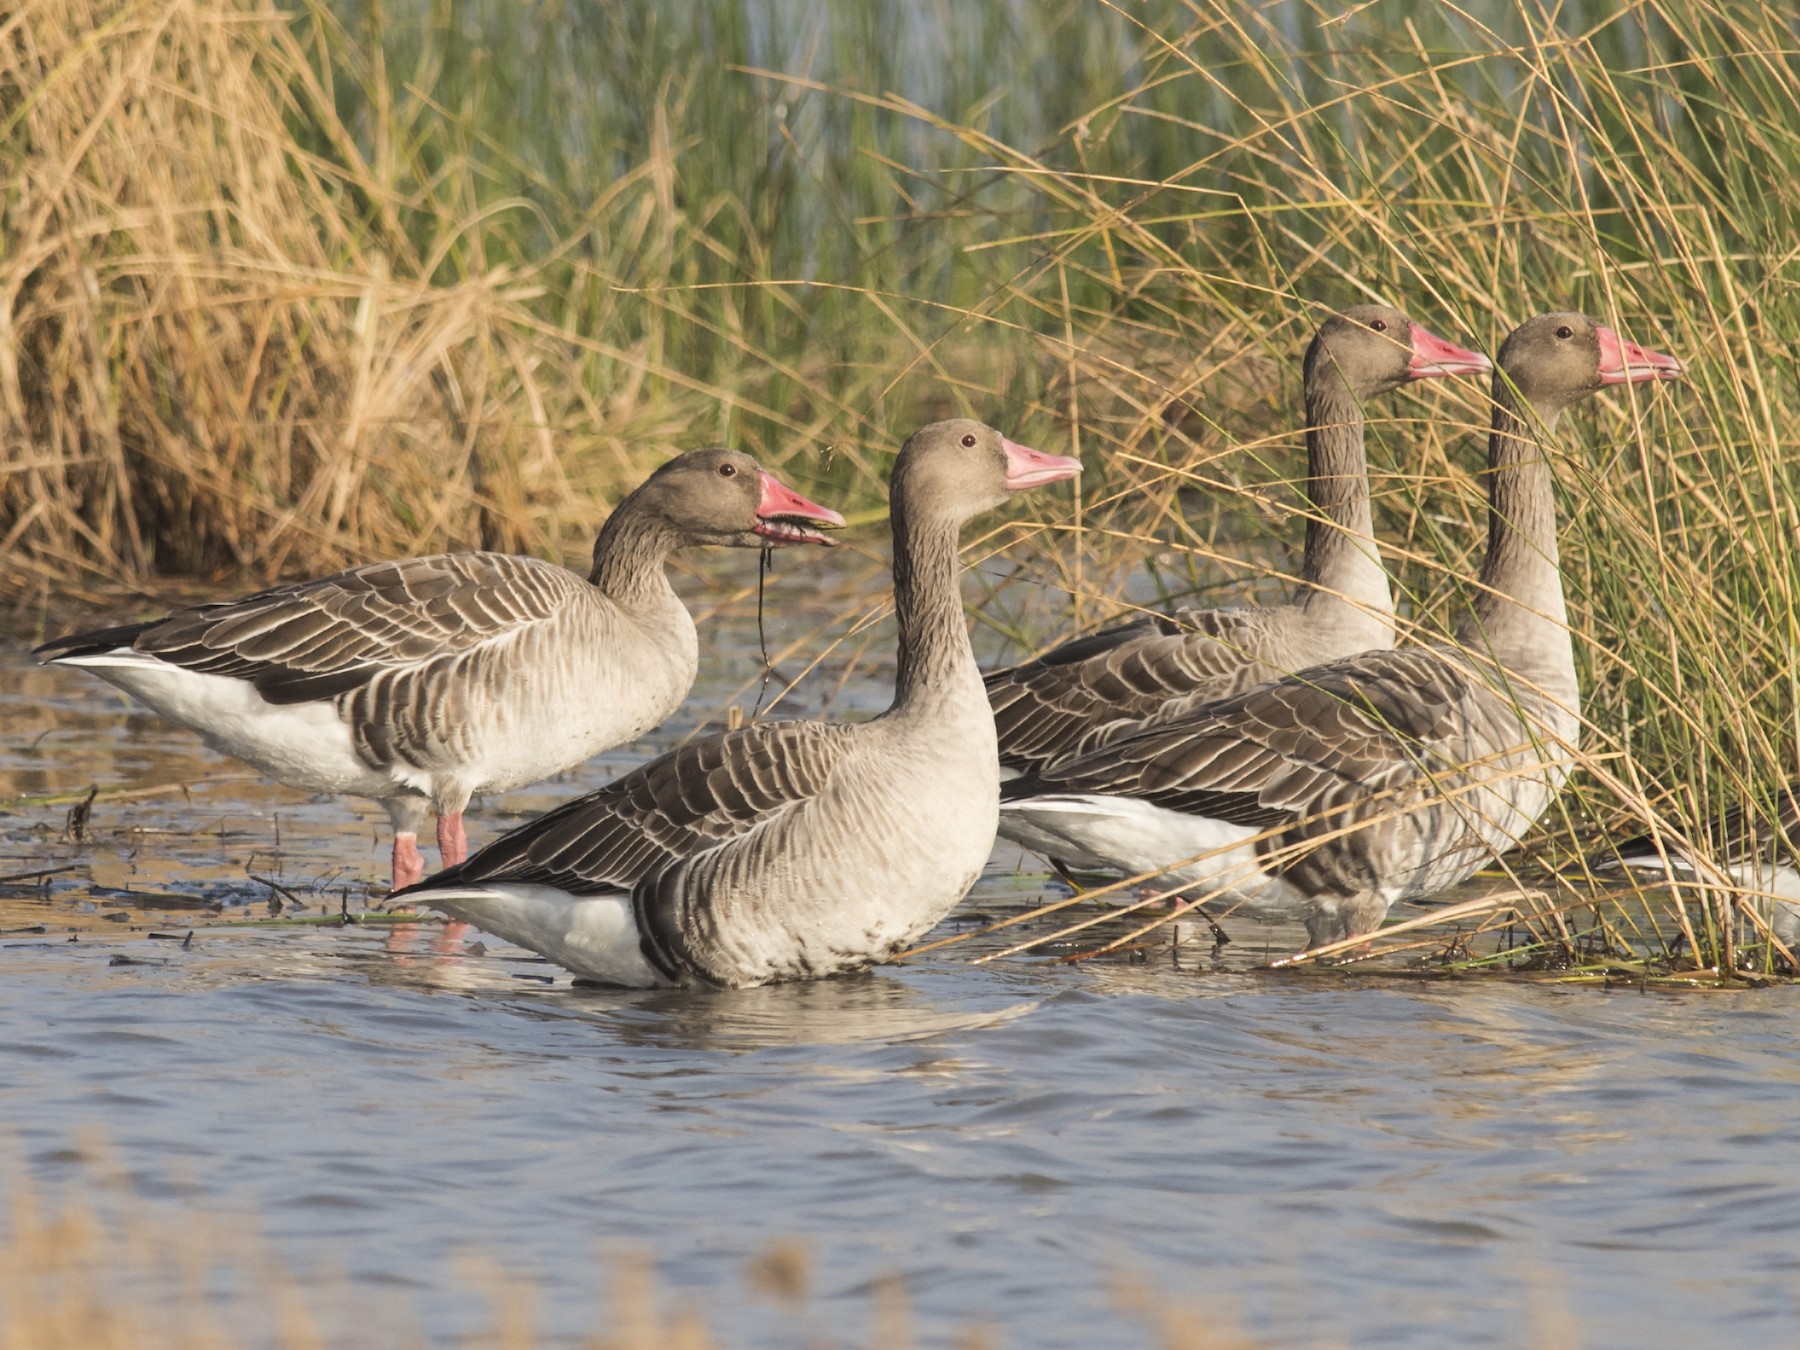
[1388,755,1569,901]
[688,746,1003,986]
[54,654,388,796]
[453,679,680,795]
[418,885,665,987]
[997,795,1308,920]
[445,631,695,796]
[711,861,988,986]
[793,833,994,973]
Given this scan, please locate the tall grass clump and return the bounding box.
[0,0,1100,595]
[1,0,627,587]
[869,0,1800,969]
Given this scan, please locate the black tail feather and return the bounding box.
[33,621,158,663]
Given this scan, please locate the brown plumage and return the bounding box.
[999,313,1684,948]
[396,420,1082,989]
[35,449,844,890]
[986,305,1491,775]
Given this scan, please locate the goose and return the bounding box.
[35,450,845,890]
[997,313,1683,949]
[1588,788,1800,949]
[391,419,1081,988]
[985,305,1491,776]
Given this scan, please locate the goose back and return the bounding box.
[1000,644,1576,943]
[38,551,699,810]
[986,306,1489,775]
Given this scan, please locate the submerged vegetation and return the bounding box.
[4,0,1799,971]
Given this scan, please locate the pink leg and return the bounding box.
[385,834,431,955]
[385,810,445,959]
[391,832,426,891]
[436,811,469,868]
[432,811,472,950]
[1135,884,1183,912]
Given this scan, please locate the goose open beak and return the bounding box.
[754,472,846,546]
[1406,325,1492,380]
[1596,326,1685,385]
[1002,438,1083,491]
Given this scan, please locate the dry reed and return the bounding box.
[0,1143,1274,1350]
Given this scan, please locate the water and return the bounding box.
[4,575,1800,1348]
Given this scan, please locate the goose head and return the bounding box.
[1310,304,1491,398]
[635,448,845,548]
[1498,312,1684,418]
[889,419,1081,526]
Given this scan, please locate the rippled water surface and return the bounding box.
[5,584,1800,1347]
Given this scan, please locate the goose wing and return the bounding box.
[1597,783,1800,872]
[1002,647,1473,830]
[35,553,586,704]
[986,607,1287,774]
[400,718,859,897]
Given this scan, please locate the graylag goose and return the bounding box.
[998,314,1682,949]
[393,420,1081,988]
[1589,787,1800,950]
[35,450,844,890]
[986,305,1490,776]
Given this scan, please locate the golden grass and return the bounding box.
[0,1143,1275,1350]
[0,0,866,596]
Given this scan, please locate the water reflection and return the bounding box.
[360,920,1040,1049]
[560,974,1039,1051]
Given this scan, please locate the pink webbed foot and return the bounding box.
[1135,884,1184,912]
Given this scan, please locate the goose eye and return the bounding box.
[1555,325,1574,340]
[1370,319,1387,333]
[718,463,738,477]
[960,433,977,448]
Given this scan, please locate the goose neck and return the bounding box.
[889,491,976,713]
[587,502,679,607]
[1457,388,1571,669]
[1295,374,1394,639]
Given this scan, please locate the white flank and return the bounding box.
[1613,853,1800,948]
[52,651,386,795]
[998,795,1313,921]
[411,884,665,988]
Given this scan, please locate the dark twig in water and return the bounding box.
[0,864,82,886]
[753,544,775,719]
[247,873,306,910]
[1198,906,1231,947]
[63,787,97,844]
